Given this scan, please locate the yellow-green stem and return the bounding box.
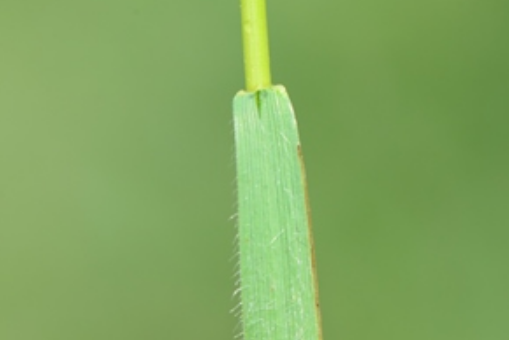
[241,0,272,92]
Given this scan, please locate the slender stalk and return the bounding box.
[240,0,272,91]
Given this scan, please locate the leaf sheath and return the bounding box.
[233,86,322,340]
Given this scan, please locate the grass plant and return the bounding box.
[233,1,323,339]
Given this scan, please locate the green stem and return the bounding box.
[241,0,272,92]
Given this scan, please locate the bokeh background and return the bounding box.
[0,1,507,339]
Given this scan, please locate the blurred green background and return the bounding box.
[0,1,507,339]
